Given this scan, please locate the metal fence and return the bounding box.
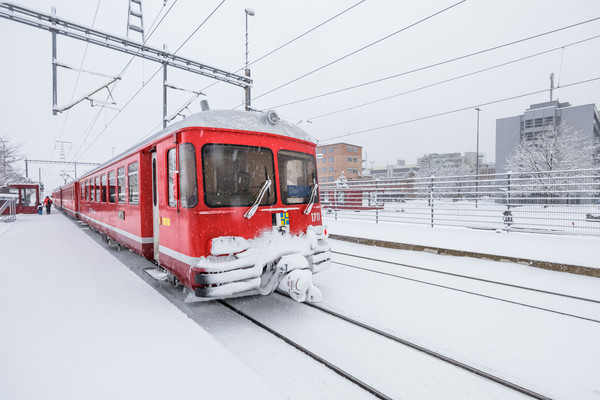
[0,194,17,222]
[319,168,600,237]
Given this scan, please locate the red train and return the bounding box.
[53,109,330,302]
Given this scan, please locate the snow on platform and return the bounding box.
[0,213,282,400]
[324,217,600,270]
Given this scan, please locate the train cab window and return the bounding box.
[108,171,116,203]
[167,148,176,207]
[128,162,139,205]
[101,174,107,202]
[180,144,199,208]
[278,150,318,205]
[117,167,126,204]
[202,144,275,207]
[95,176,100,202]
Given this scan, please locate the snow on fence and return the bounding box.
[319,168,600,237]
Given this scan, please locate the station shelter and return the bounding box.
[1,183,41,214]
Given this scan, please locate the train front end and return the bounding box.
[168,110,331,302]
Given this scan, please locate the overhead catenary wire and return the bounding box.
[74,0,227,160]
[234,0,467,109]
[56,0,102,143]
[199,0,368,95]
[266,16,600,111]
[319,77,600,143]
[306,34,600,122]
[71,0,182,161]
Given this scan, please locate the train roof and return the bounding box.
[140,109,316,150]
[76,110,316,181]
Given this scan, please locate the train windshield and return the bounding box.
[278,150,318,205]
[202,144,276,207]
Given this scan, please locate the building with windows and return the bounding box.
[495,101,600,173]
[316,143,363,183]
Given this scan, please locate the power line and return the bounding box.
[75,0,227,160]
[267,16,600,111]
[57,0,102,143]
[238,0,467,108]
[199,0,367,95]
[319,77,600,142]
[71,0,181,161]
[307,35,600,121]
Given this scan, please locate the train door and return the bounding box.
[152,152,160,262]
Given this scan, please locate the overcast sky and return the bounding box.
[1,0,599,190]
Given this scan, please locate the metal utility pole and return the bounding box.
[549,72,555,102]
[475,107,481,208]
[127,0,145,42]
[244,8,255,111]
[0,3,252,118]
[51,6,58,115]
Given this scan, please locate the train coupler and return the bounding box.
[273,254,323,303]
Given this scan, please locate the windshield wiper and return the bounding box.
[303,178,318,215]
[244,178,271,219]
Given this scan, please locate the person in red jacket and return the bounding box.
[43,196,53,215]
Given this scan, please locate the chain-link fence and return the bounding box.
[319,168,600,236]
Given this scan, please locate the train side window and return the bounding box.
[86,180,90,201]
[202,144,275,207]
[117,167,126,204]
[108,171,116,203]
[179,143,198,208]
[101,174,107,202]
[167,148,176,207]
[95,176,100,202]
[128,162,139,205]
[277,150,318,205]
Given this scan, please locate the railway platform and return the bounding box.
[0,212,281,400]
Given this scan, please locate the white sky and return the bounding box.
[1,0,599,190]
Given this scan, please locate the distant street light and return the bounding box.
[475,107,481,208]
[244,8,255,111]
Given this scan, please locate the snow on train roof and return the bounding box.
[171,109,316,143]
[77,110,315,181]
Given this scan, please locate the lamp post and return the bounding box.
[244,8,255,111]
[475,107,481,207]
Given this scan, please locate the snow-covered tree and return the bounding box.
[505,122,599,203]
[0,136,26,187]
[506,121,598,173]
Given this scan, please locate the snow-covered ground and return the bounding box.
[0,213,282,400]
[1,212,599,399]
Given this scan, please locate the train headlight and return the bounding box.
[265,110,279,125]
[210,236,250,256]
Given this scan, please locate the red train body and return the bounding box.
[53,110,330,302]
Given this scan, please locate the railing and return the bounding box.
[0,194,17,222]
[319,168,600,237]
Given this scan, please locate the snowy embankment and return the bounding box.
[0,214,282,400]
[323,217,600,269]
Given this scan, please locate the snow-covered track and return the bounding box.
[304,300,552,400]
[332,252,600,324]
[217,299,394,400]
[222,295,552,400]
[332,250,600,304]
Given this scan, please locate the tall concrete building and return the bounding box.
[495,101,600,173]
[316,143,362,183]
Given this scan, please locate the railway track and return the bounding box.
[332,251,600,324]
[220,295,552,400]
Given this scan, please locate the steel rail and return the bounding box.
[218,300,394,400]
[305,300,553,400]
[332,251,600,304]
